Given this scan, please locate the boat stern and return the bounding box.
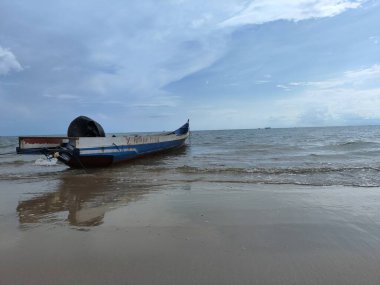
[16,137,69,155]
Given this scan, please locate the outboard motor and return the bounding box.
[67,116,105,137]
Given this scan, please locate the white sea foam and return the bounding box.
[34,157,58,166]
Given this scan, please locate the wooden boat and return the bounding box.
[17,116,190,168]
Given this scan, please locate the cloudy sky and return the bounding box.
[1,0,379,135]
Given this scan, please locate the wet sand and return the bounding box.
[1,178,380,285]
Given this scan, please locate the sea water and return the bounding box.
[2,125,380,187]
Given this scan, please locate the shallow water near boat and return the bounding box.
[3,125,380,186]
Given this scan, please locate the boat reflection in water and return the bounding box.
[17,147,189,227]
[16,172,161,227]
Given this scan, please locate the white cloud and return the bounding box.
[344,64,380,79]
[191,14,214,29]
[221,0,364,27]
[0,46,23,75]
[280,64,380,91]
[369,36,379,45]
[76,1,231,99]
[273,64,380,126]
[276,84,291,91]
[43,93,80,100]
[276,88,380,126]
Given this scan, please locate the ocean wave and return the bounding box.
[174,165,380,175]
[325,141,380,151]
[176,179,380,188]
[173,165,380,187]
[0,170,64,181]
[0,138,17,148]
[0,159,30,166]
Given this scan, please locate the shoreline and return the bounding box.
[1,180,380,284]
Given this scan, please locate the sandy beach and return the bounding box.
[1,176,380,285]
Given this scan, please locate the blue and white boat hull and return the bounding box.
[17,121,190,168]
